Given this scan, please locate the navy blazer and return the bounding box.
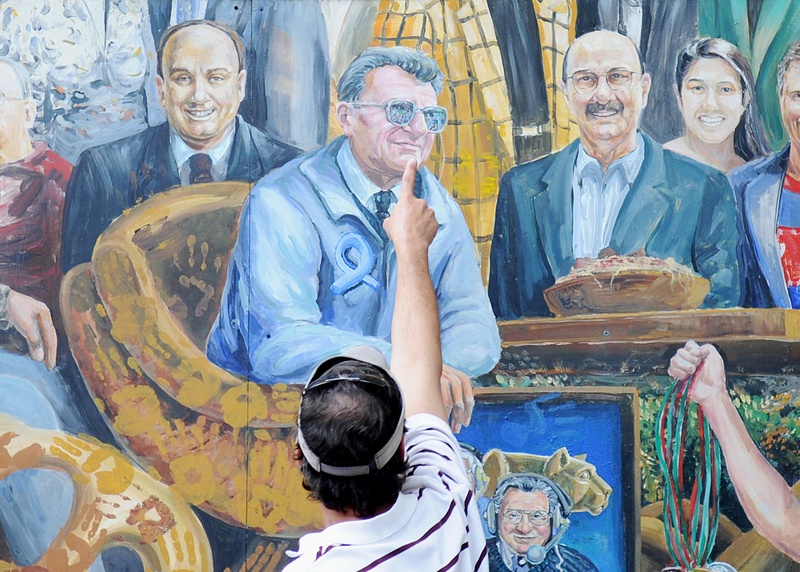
[729,147,792,308]
[61,117,298,271]
[488,132,742,319]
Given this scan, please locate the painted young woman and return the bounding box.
[664,38,770,173]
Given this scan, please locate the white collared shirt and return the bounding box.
[571,134,645,259]
[170,127,235,186]
[283,414,489,572]
[337,140,401,215]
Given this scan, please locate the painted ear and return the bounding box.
[155,75,166,109]
[22,99,36,129]
[237,69,247,102]
[337,102,354,135]
[575,453,587,461]
[544,447,570,477]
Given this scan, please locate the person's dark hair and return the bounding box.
[157,20,246,77]
[675,37,770,161]
[337,46,444,102]
[295,361,407,517]
[562,32,646,83]
[778,40,800,95]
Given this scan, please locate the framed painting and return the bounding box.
[457,386,640,572]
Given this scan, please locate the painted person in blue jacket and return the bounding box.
[730,40,800,309]
[207,47,501,432]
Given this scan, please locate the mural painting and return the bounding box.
[457,388,640,571]
[0,1,799,571]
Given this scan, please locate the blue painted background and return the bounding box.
[459,395,626,571]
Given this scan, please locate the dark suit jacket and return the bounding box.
[148,0,330,150]
[488,132,741,319]
[61,116,299,271]
[729,146,791,308]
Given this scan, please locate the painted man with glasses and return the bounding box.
[488,30,741,318]
[208,47,500,432]
[487,474,597,572]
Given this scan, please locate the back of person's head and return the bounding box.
[675,37,770,161]
[296,351,407,518]
[337,46,444,102]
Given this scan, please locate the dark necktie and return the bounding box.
[374,190,396,221]
[189,153,214,184]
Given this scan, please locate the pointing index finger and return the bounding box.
[401,159,417,199]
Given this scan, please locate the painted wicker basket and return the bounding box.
[544,256,710,317]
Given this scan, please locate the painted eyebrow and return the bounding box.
[571,67,634,74]
[168,66,232,75]
[686,77,736,84]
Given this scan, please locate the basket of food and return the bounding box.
[543,252,710,317]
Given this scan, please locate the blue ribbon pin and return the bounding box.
[330,233,380,295]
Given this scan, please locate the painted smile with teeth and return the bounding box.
[698,115,724,126]
[186,108,215,120]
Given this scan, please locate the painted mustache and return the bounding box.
[585,101,623,117]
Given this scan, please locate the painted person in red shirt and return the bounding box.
[0,56,107,570]
[0,55,72,355]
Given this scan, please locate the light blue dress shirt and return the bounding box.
[572,134,645,259]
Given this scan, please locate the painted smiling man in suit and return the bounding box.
[489,30,741,319]
[61,20,298,271]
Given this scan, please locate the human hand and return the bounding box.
[667,340,726,406]
[440,364,474,433]
[7,289,57,369]
[383,159,438,257]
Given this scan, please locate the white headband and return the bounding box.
[296,346,405,477]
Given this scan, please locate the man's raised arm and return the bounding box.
[384,160,447,422]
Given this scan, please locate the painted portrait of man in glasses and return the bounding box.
[486,474,598,572]
[208,46,500,433]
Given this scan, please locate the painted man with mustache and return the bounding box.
[208,47,501,433]
[61,20,299,271]
[488,30,741,318]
